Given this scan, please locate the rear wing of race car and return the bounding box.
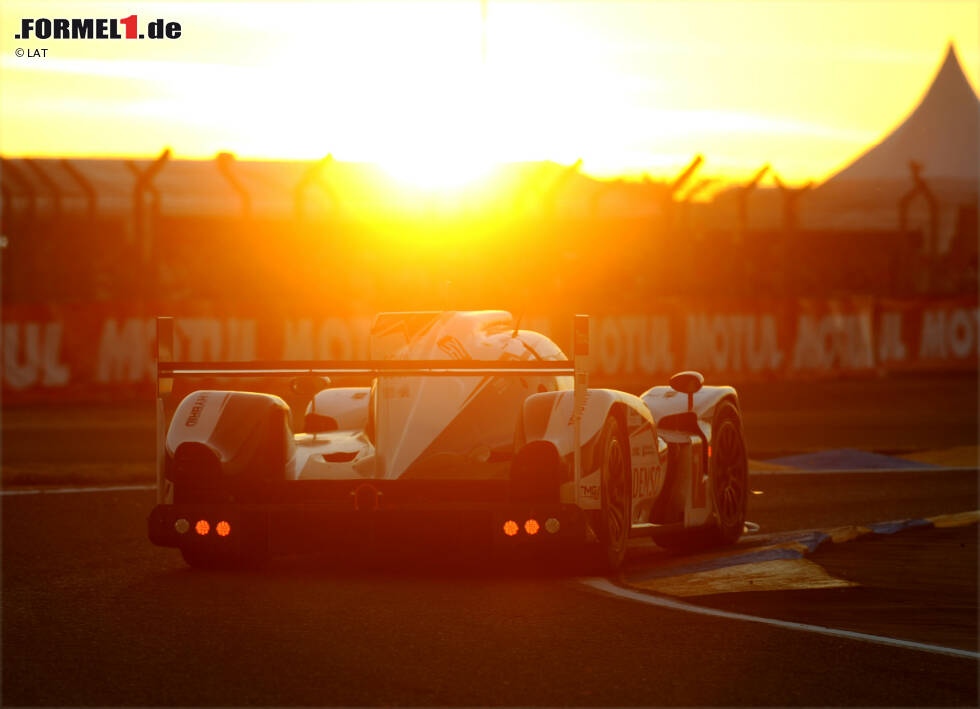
[154,315,591,504]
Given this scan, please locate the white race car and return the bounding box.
[148,311,748,570]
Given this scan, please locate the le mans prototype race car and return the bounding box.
[148,311,749,570]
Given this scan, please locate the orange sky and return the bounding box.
[1,0,977,188]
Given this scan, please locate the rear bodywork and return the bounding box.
[148,311,744,562]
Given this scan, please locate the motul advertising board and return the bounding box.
[2,297,976,403]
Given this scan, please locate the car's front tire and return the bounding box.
[654,401,748,553]
[708,401,749,545]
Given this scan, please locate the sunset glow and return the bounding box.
[1,0,977,187]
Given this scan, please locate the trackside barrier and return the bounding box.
[4,297,977,404]
[154,315,590,506]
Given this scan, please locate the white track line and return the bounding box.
[750,466,977,476]
[581,577,980,661]
[1,484,155,496]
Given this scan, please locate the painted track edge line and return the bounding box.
[1,484,155,496]
[750,466,977,476]
[630,511,978,583]
[580,577,980,661]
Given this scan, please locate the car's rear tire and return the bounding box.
[654,401,748,553]
[596,414,631,571]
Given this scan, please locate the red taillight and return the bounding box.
[524,519,540,535]
[216,521,231,537]
[195,520,210,535]
[503,520,519,536]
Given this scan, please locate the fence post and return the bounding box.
[215,151,251,218]
[293,154,336,221]
[897,161,939,293]
[60,159,98,220]
[0,158,37,224]
[125,148,171,298]
[540,158,582,217]
[663,154,703,229]
[24,159,62,217]
[733,163,769,245]
[773,173,813,296]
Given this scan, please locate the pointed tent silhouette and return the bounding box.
[828,43,979,183]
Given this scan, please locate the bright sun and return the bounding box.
[370,81,502,192]
[380,153,495,191]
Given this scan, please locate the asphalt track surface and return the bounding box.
[3,373,978,706]
[3,468,977,707]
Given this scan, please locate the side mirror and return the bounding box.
[669,370,704,412]
[290,375,330,397]
[669,371,704,394]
